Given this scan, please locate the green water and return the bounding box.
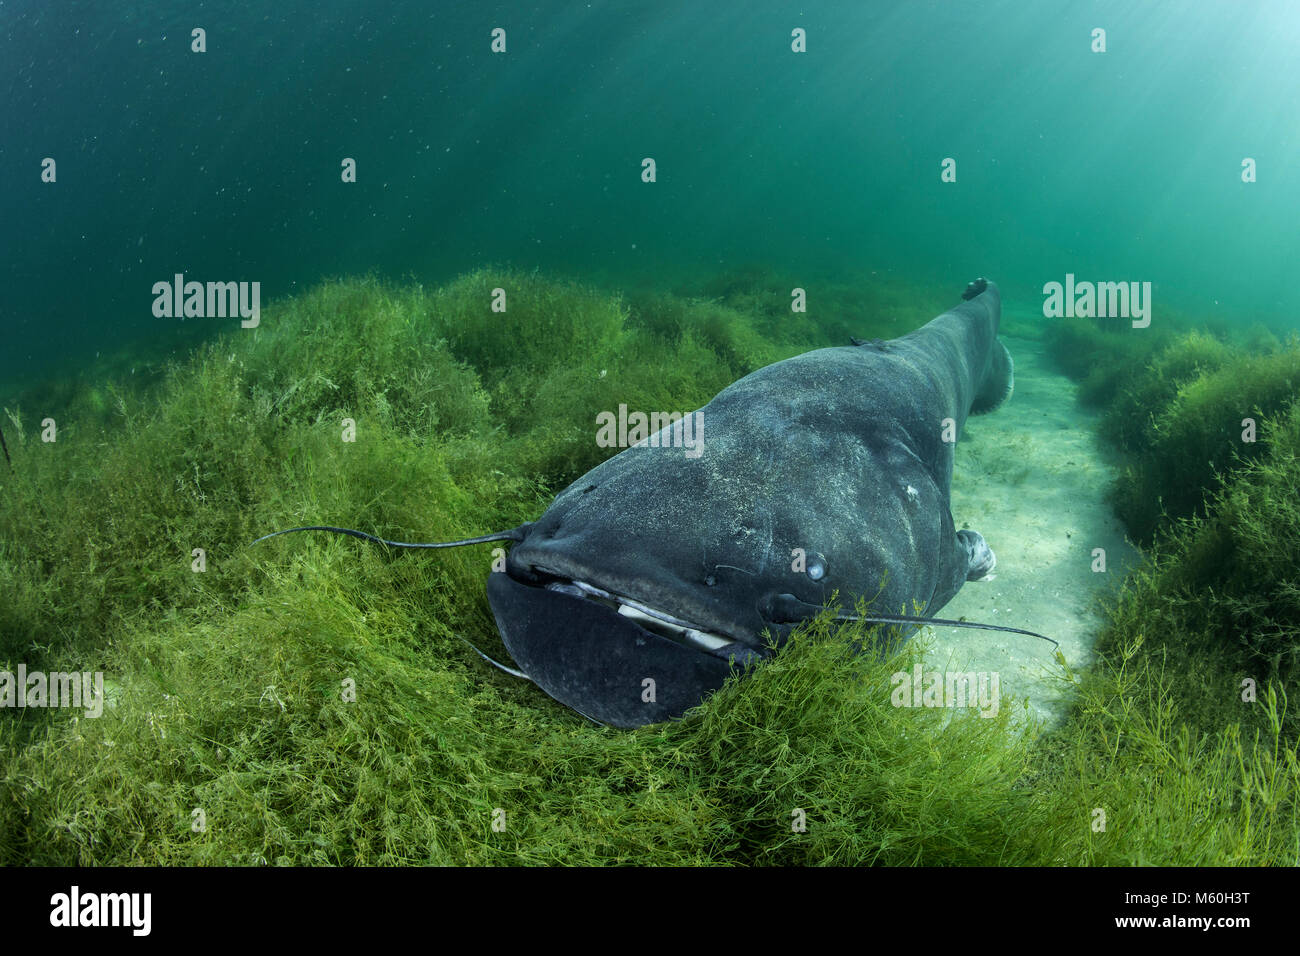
[3,0,1297,383]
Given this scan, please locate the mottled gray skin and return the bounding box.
[491,280,1012,724]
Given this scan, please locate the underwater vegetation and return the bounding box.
[1042,311,1300,856]
[1045,317,1300,544]
[1,271,1297,864]
[1054,322,1300,666]
[1045,313,1300,667]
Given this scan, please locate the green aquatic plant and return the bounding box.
[670,265,934,356]
[1099,329,1234,451]
[1046,314,1300,546]
[1030,631,1299,865]
[430,269,626,386]
[0,602,1053,866]
[1146,400,1300,671]
[1112,342,1300,542]
[1043,316,1174,401]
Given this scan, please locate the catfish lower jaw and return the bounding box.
[486,571,765,727]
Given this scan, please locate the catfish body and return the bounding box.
[488,279,1012,726]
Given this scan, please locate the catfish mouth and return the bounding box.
[485,565,766,727]
[535,571,745,659]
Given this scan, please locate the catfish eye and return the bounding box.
[805,552,827,581]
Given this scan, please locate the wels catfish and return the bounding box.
[255,278,1052,727]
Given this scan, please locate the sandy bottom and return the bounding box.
[916,330,1141,731]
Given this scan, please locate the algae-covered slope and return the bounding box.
[1,271,1297,865]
